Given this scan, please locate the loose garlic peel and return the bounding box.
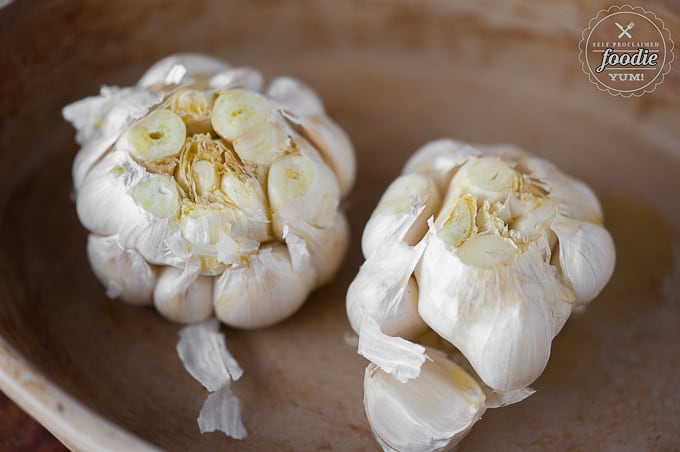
[64,54,356,441]
[348,139,615,451]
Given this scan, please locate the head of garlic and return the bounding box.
[64,53,355,329]
[347,139,615,450]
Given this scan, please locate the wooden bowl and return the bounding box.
[1,0,679,450]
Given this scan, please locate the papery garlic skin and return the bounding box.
[349,139,615,450]
[65,54,355,327]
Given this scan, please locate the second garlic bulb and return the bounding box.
[348,139,615,450]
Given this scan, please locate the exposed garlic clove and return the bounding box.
[211,89,272,141]
[154,262,213,323]
[551,216,616,308]
[131,174,181,219]
[220,173,269,220]
[268,141,341,236]
[364,348,486,452]
[137,53,230,88]
[402,139,480,193]
[267,76,325,117]
[126,109,187,161]
[165,89,213,134]
[231,122,287,165]
[213,244,316,329]
[362,173,440,259]
[86,234,156,305]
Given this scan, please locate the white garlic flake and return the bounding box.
[348,139,615,451]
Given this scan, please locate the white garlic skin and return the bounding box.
[349,139,615,449]
[65,54,355,327]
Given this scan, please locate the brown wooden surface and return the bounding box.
[0,391,66,452]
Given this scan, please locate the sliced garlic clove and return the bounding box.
[211,89,272,141]
[402,139,480,193]
[137,53,230,88]
[220,173,269,220]
[126,109,186,161]
[213,244,315,329]
[267,76,325,117]
[153,261,213,323]
[417,232,574,391]
[364,348,486,452]
[130,174,180,219]
[210,67,264,92]
[268,143,341,236]
[551,216,616,308]
[86,234,156,305]
[452,156,518,204]
[165,89,213,134]
[362,173,440,259]
[231,122,287,165]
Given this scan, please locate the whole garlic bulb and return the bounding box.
[64,54,355,328]
[347,139,615,450]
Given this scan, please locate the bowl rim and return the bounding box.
[0,335,157,451]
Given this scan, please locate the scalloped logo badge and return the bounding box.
[579,5,673,97]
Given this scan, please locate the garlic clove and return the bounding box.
[282,114,356,198]
[210,67,264,92]
[347,240,427,339]
[364,348,486,452]
[153,261,214,323]
[86,234,157,305]
[211,89,272,141]
[521,156,604,224]
[417,232,574,391]
[362,173,441,259]
[551,216,616,308]
[165,89,213,135]
[130,173,181,219]
[402,139,480,193]
[126,109,187,161]
[213,244,316,329]
[231,121,287,165]
[282,212,349,286]
[268,141,341,236]
[220,172,269,220]
[77,154,148,237]
[267,76,325,117]
[137,53,230,88]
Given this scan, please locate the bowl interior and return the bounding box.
[1,0,679,450]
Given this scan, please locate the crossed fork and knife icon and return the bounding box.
[615,21,635,39]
